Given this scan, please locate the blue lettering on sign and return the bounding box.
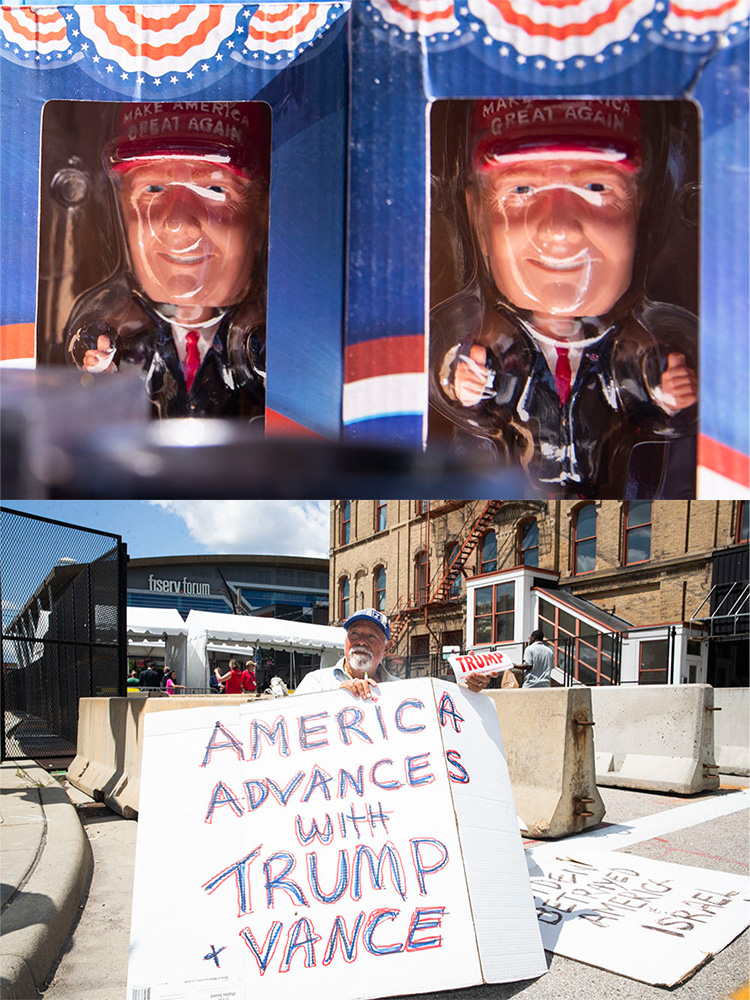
[205,781,244,823]
[280,918,322,972]
[264,852,309,908]
[370,758,402,790]
[446,749,470,784]
[351,842,407,900]
[302,765,334,802]
[201,721,245,768]
[267,772,305,806]
[406,907,446,951]
[307,850,349,903]
[298,712,330,751]
[405,753,434,786]
[336,707,373,745]
[239,922,283,974]
[244,779,269,811]
[410,838,449,894]
[295,813,335,846]
[250,717,290,759]
[395,699,426,734]
[202,848,261,916]
[363,909,403,955]
[338,766,365,798]
[323,912,365,965]
[438,692,464,733]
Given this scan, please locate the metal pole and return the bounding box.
[117,541,128,697]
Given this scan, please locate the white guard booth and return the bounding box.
[185,610,346,690]
[127,607,188,682]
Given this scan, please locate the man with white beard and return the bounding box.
[294,608,492,699]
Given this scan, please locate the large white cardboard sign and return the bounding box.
[528,850,750,986]
[127,678,547,1000]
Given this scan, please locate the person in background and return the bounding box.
[127,667,140,688]
[241,660,257,695]
[217,659,244,694]
[519,629,554,688]
[138,659,160,690]
[164,668,186,696]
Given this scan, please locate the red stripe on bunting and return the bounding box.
[120,6,198,31]
[2,8,67,41]
[670,0,740,19]
[378,0,457,23]
[481,0,633,38]
[91,6,225,58]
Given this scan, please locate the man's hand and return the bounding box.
[454,344,491,406]
[340,676,378,700]
[82,334,117,374]
[461,671,498,693]
[657,353,697,411]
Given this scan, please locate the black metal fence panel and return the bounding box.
[1,507,126,760]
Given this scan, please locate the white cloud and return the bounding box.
[148,501,330,557]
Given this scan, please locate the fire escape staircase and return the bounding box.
[388,500,503,651]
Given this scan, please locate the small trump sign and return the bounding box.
[127,678,546,1000]
[446,649,515,682]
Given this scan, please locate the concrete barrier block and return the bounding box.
[68,697,119,802]
[713,688,749,776]
[484,688,605,839]
[589,684,720,794]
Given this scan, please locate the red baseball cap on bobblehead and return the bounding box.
[105,102,270,180]
[469,98,643,174]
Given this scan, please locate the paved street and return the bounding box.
[40,780,749,1000]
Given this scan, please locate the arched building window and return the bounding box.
[573,504,597,575]
[518,519,539,567]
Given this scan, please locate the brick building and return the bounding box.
[329,501,748,688]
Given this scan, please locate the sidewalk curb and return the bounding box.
[0,769,93,1000]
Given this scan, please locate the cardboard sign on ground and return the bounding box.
[528,849,750,986]
[127,678,546,1000]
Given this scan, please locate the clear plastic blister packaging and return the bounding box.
[429,99,700,499]
[38,100,271,421]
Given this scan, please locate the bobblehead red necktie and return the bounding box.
[554,345,572,406]
[184,330,201,392]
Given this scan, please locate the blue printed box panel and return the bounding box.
[345,0,749,493]
[0,3,349,437]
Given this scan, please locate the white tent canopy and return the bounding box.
[185,609,346,688]
[127,606,187,640]
[126,607,188,682]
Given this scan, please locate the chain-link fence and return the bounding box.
[1,507,127,760]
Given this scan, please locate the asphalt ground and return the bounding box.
[36,779,748,1000]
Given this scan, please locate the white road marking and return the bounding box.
[528,788,750,861]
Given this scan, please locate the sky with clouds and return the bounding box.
[2,501,331,559]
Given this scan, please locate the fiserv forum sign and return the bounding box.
[127,678,546,1000]
[147,574,211,596]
